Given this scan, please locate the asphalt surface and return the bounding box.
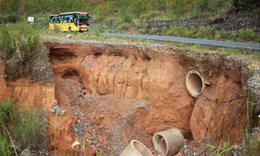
[101,33,260,51]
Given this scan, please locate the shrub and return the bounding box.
[0,99,16,156]
[0,14,19,24]
[196,26,214,39]
[115,23,129,32]
[193,0,232,17]
[0,100,46,155]
[91,24,109,35]
[160,26,168,36]
[140,10,161,22]
[0,134,11,156]
[13,110,43,150]
[238,28,255,42]
[138,27,148,34]
[215,30,230,40]
[0,99,13,124]
[170,0,190,19]
[121,13,133,23]
[149,27,159,35]
[0,22,42,62]
[184,26,197,38]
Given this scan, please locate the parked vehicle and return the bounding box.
[49,11,91,32]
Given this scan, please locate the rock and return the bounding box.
[190,73,247,144]
[66,34,71,38]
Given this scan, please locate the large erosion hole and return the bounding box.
[62,69,80,81]
[46,43,247,155]
[49,48,77,64]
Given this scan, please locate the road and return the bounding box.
[100,33,260,51]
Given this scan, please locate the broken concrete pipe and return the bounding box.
[152,128,184,156]
[120,140,153,156]
[185,70,205,98]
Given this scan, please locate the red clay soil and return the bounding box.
[0,55,10,102]
[0,43,248,156]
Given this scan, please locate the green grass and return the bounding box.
[1,0,259,23]
[1,1,259,43]
[0,99,45,155]
[0,22,43,62]
[208,141,234,156]
[137,25,259,43]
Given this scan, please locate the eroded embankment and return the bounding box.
[1,42,250,155]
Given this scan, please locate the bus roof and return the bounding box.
[59,11,88,15]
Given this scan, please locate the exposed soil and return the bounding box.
[1,41,259,156]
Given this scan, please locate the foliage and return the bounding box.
[208,141,234,156]
[0,0,259,21]
[242,96,260,156]
[0,134,11,156]
[0,99,13,124]
[0,99,15,156]
[215,31,230,40]
[0,22,42,62]
[139,25,258,42]
[0,14,19,24]
[13,110,43,150]
[139,10,162,22]
[149,27,159,35]
[193,0,232,17]
[116,23,129,32]
[121,13,133,23]
[196,26,214,39]
[238,28,255,42]
[0,100,45,155]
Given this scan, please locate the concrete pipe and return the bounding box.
[120,140,153,156]
[152,128,184,156]
[185,70,205,97]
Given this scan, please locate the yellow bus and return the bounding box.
[49,11,91,32]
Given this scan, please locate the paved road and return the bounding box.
[101,33,260,51]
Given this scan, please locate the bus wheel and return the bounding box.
[68,27,72,33]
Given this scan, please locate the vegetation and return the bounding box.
[0,99,45,156]
[0,0,259,42]
[0,0,259,20]
[0,21,42,62]
[208,141,234,156]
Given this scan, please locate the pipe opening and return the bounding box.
[132,140,152,156]
[153,135,167,155]
[186,70,205,97]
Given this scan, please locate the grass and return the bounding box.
[137,25,259,43]
[1,1,259,43]
[208,141,234,156]
[242,94,260,156]
[0,21,43,62]
[0,99,45,155]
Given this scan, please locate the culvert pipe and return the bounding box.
[185,70,205,97]
[120,140,153,156]
[152,128,184,156]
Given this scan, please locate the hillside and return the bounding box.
[0,0,259,21]
[0,0,259,43]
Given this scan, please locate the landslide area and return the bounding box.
[44,42,249,155]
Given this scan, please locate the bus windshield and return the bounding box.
[78,15,90,25]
